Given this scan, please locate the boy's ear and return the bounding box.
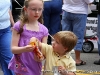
[64,47,68,51]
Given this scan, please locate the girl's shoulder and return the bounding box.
[38,22,49,36]
[13,21,20,30]
[38,22,48,31]
[13,21,24,31]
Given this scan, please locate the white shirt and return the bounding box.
[0,0,11,29]
[62,0,94,14]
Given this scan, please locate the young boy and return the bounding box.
[30,31,77,75]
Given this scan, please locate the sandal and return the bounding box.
[76,60,86,66]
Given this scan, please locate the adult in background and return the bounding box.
[62,0,94,66]
[43,0,63,44]
[94,0,100,65]
[0,0,15,75]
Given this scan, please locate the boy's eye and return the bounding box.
[56,41,59,44]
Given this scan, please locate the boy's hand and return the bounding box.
[29,37,44,61]
[58,66,68,75]
[34,52,44,62]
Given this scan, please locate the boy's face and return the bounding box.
[52,39,67,55]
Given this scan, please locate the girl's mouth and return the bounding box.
[34,16,39,18]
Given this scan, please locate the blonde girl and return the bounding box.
[8,0,48,75]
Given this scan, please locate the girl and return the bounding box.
[8,0,48,75]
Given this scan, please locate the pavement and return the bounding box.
[0,69,3,75]
[71,49,100,75]
[0,49,99,75]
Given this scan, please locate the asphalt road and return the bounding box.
[73,49,100,71]
[0,49,99,75]
[72,49,100,75]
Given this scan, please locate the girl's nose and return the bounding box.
[36,10,39,13]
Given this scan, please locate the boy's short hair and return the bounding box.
[53,31,77,52]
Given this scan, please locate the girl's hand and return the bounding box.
[25,45,34,52]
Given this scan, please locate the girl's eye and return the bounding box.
[30,8,43,12]
[38,8,43,11]
[31,9,36,11]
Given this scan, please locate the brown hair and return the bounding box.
[53,31,77,52]
[18,0,43,34]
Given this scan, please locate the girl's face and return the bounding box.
[52,39,67,56]
[25,0,43,21]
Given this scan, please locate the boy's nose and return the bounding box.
[51,41,55,45]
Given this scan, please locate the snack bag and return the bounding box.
[30,37,44,60]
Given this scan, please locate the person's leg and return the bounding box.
[0,27,15,75]
[62,11,72,31]
[94,14,100,65]
[72,14,87,65]
[97,14,100,56]
[43,2,50,29]
[49,0,62,35]
[43,1,51,44]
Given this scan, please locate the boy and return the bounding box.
[30,31,77,75]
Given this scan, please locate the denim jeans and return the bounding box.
[43,0,62,44]
[0,27,15,75]
[62,11,87,51]
[97,14,100,55]
[43,0,62,35]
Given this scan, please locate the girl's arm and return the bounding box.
[11,29,34,54]
[41,36,48,43]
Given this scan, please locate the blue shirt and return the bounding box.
[0,0,11,29]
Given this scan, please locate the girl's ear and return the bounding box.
[23,6,27,12]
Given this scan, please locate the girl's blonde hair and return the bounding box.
[53,31,77,52]
[18,0,43,34]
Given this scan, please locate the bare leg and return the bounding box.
[75,50,86,66]
[75,50,81,63]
